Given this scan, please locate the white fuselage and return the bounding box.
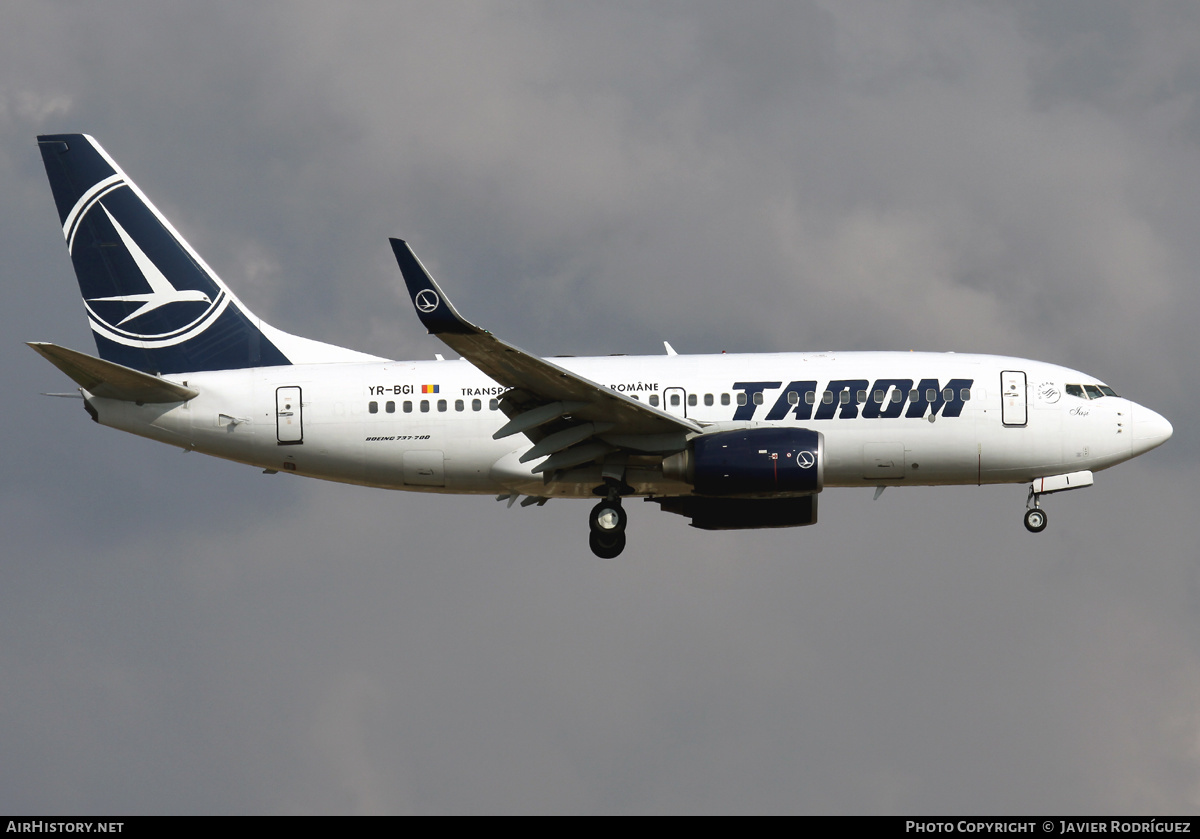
[87,350,1163,500]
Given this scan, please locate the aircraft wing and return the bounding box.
[390,239,700,472]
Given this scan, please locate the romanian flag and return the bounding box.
[421,384,439,394]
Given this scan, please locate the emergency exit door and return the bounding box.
[1001,371,1027,427]
[276,386,303,444]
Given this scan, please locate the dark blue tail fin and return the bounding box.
[38,134,376,374]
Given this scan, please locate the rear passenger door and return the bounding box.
[276,386,303,444]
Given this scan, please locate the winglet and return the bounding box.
[389,239,477,335]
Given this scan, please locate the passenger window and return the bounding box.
[942,388,954,402]
[437,399,447,412]
[489,398,499,410]
[960,388,971,402]
[753,392,764,405]
[420,400,430,412]
[787,391,799,405]
[386,401,395,413]
[649,395,660,407]
[705,393,714,406]
[369,401,378,414]
[857,390,867,404]
[874,389,885,404]
[631,395,639,401]
[822,391,833,405]
[926,388,937,402]
[839,390,850,405]
[688,394,697,407]
[403,401,413,413]
[721,393,731,406]
[455,399,464,412]
[472,398,481,411]
[805,392,816,405]
[670,394,680,407]
[909,389,919,402]
[737,393,748,406]
[891,389,903,403]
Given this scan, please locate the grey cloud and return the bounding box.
[1,0,1197,814]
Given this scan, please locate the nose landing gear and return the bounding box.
[1021,471,1094,533]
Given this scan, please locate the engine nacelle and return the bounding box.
[662,427,824,497]
[654,495,818,530]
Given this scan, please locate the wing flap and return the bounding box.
[28,342,198,403]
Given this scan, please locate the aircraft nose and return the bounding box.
[1131,405,1173,456]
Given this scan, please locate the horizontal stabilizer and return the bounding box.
[28,342,198,403]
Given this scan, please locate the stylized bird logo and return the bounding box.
[415,289,440,313]
[86,203,211,325]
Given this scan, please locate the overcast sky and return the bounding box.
[2,1,1198,815]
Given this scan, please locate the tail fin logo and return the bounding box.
[415,289,441,313]
[87,204,212,324]
[70,182,229,349]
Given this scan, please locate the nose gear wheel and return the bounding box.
[1024,507,1048,533]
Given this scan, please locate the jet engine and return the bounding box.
[653,495,818,530]
[661,427,824,496]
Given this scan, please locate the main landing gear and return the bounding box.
[588,480,631,559]
[1024,486,1048,533]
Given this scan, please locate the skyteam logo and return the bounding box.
[65,178,230,349]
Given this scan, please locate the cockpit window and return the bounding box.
[1066,383,1119,400]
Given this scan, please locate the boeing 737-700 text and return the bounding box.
[30,134,1173,557]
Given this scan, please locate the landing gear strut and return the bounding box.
[588,480,630,558]
[1024,487,1048,533]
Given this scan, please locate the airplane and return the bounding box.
[30,134,1173,558]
